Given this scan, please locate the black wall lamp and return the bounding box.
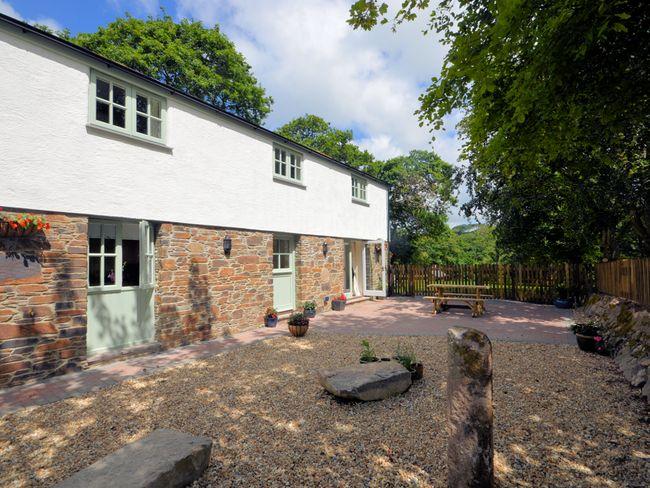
[322,242,328,256]
[223,236,232,255]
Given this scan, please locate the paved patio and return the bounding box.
[312,297,574,345]
[0,297,573,415]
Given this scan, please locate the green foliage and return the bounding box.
[411,224,497,265]
[302,300,316,311]
[360,340,377,362]
[71,14,272,124]
[349,0,650,262]
[394,342,417,370]
[277,114,375,168]
[288,312,309,326]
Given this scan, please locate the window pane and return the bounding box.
[278,239,289,253]
[104,256,116,285]
[290,166,295,179]
[88,256,101,286]
[280,254,290,269]
[89,223,101,253]
[290,154,295,165]
[113,107,126,128]
[150,119,161,139]
[136,95,148,113]
[273,254,279,269]
[281,150,286,162]
[96,101,109,123]
[113,85,126,106]
[296,168,301,181]
[136,114,148,134]
[150,99,161,118]
[281,162,286,176]
[122,239,140,287]
[275,160,281,175]
[104,224,116,253]
[273,239,279,253]
[96,78,110,100]
[275,148,280,160]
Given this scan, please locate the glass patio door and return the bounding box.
[362,239,387,297]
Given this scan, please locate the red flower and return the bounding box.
[45,223,51,230]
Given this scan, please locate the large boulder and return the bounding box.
[318,361,412,401]
[55,429,212,488]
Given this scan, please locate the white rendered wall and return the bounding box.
[0,26,388,241]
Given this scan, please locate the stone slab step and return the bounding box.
[55,429,212,488]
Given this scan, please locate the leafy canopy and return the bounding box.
[277,114,375,168]
[349,0,649,262]
[72,14,273,124]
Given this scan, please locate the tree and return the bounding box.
[72,15,272,124]
[277,114,374,168]
[349,0,650,261]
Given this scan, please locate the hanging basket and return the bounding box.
[0,222,39,238]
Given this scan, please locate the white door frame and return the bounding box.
[272,234,296,312]
[362,239,387,297]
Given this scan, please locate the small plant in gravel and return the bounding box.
[395,343,417,371]
[360,340,377,363]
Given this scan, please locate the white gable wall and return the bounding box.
[0,25,388,241]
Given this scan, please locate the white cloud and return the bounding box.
[0,1,63,33]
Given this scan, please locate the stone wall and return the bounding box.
[295,236,345,312]
[578,294,650,402]
[155,224,274,347]
[0,210,88,388]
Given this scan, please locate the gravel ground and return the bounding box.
[1,332,648,487]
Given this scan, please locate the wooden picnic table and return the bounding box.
[424,284,492,317]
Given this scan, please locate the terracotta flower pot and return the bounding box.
[288,323,309,337]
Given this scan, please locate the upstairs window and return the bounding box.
[90,70,166,143]
[351,176,367,202]
[274,146,302,183]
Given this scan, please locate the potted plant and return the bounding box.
[331,293,347,311]
[395,343,423,380]
[264,307,278,327]
[288,312,309,337]
[303,300,317,318]
[570,321,605,353]
[553,284,574,309]
[0,210,50,238]
[359,340,378,363]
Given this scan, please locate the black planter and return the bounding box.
[575,333,596,352]
[553,297,574,309]
[360,357,378,364]
[265,316,278,328]
[332,300,346,311]
[304,309,316,318]
[410,363,424,381]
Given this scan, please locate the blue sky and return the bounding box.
[1,0,473,225]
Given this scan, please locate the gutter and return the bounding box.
[0,13,389,188]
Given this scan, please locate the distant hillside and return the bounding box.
[452,223,482,235]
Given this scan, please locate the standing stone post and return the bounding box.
[447,327,494,488]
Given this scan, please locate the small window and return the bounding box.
[274,146,302,183]
[90,70,166,143]
[352,176,368,202]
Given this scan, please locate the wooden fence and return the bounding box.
[388,263,594,304]
[596,258,650,308]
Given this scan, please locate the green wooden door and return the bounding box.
[272,236,295,312]
[87,220,155,355]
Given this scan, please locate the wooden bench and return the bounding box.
[424,295,486,317]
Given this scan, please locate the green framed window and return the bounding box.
[352,176,367,202]
[273,237,292,270]
[274,145,302,183]
[89,70,167,144]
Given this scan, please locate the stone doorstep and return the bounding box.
[54,429,212,488]
[87,342,163,367]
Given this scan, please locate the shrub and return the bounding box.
[360,340,376,362]
[395,343,417,371]
[570,321,600,336]
[303,300,316,311]
[264,307,277,319]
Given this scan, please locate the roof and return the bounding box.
[0,13,389,187]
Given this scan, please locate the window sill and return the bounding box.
[273,175,306,189]
[86,122,172,151]
[272,269,293,275]
[352,197,370,207]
